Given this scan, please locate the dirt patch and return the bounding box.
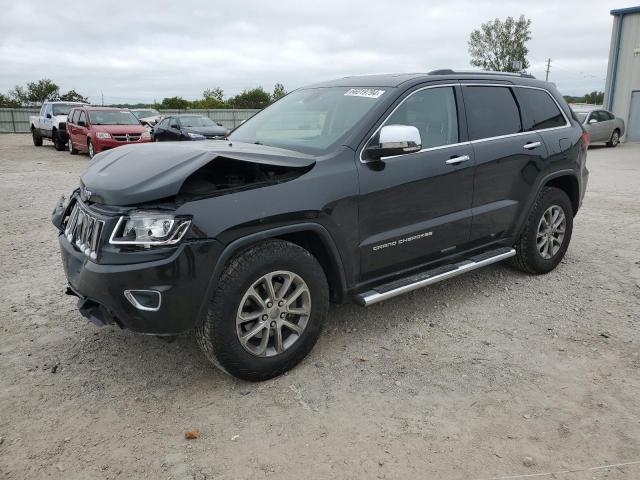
[1,134,639,479]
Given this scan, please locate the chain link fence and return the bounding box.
[0,108,260,133]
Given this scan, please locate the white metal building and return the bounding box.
[604,6,640,142]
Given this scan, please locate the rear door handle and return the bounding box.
[446,154,470,165]
[523,141,542,150]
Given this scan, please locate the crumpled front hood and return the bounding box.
[80,140,315,206]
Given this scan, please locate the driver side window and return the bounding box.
[384,87,459,150]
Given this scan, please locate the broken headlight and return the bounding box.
[109,211,191,246]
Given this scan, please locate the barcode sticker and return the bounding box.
[344,88,385,99]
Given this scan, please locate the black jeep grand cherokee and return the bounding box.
[53,70,589,381]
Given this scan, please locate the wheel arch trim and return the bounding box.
[513,169,580,239]
[194,223,348,327]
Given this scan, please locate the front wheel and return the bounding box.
[68,138,78,154]
[32,128,43,146]
[196,239,329,381]
[606,129,620,147]
[510,186,573,274]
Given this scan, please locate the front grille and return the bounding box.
[112,134,141,142]
[64,201,104,260]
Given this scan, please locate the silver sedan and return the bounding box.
[572,107,625,147]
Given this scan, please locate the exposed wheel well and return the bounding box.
[545,175,579,215]
[275,231,345,303]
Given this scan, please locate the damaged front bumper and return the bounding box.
[57,228,223,335]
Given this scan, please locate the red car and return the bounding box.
[67,106,151,158]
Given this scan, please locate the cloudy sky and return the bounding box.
[0,0,635,104]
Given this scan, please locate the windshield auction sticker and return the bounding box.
[344,88,385,99]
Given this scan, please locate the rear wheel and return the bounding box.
[510,187,573,274]
[32,128,43,146]
[606,129,620,147]
[87,139,95,158]
[53,129,65,151]
[196,239,329,381]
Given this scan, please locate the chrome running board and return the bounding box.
[356,247,515,306]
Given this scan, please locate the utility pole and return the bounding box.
[545,58,552,81]
[101,91,104,106]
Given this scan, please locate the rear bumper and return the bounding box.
[58,234,223,334]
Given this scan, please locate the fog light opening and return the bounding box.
[124,289,162,312]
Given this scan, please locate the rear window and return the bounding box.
[463,86,522,140]
[518,88,566,130]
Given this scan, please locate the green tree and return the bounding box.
[468,15,532,72]
[584,91,604,105]
[60,89,88,103]
[197,87,226,108]
[159,96,190,109]
[7,85,28,105]
[0,92,21,108]
[272,83,286,102]
[26,78,60,103]
[229,87,271,109]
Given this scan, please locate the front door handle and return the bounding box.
[523,141,542,150]
[446,154,470,165]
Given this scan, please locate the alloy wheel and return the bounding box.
[236,270,311,357]
[536,205,566,259]
[611,131,619,145]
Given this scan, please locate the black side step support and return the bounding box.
[355,247,515,306]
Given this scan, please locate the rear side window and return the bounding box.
[70,109,78,124]
[78,111,86,124]
[518,88,566,130]
[384,86,459,149]
[463,86,522,140]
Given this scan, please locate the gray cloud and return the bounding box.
[0,0,635,103]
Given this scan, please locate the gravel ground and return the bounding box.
[1,134,639,480]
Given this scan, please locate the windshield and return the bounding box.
[52,104,77,116]
[89,110,140,125]
[228,86,387,154]
[180,116,216,127]
[132,109,160,119]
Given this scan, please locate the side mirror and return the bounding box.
[366,125,422,160]
[588,118,598,124]
[78,120,86,127]
[46,113,52,119]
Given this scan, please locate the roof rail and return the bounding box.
[428,69,536,79]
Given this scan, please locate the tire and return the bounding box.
[68,137,78,155]
[53,130,65,151]
[510,187,573,274]
[606,129,620,147]
[87,139,95,158]
[32,128,43,147]
[196,239,329,381]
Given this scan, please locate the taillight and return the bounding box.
[582,130,590,147]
